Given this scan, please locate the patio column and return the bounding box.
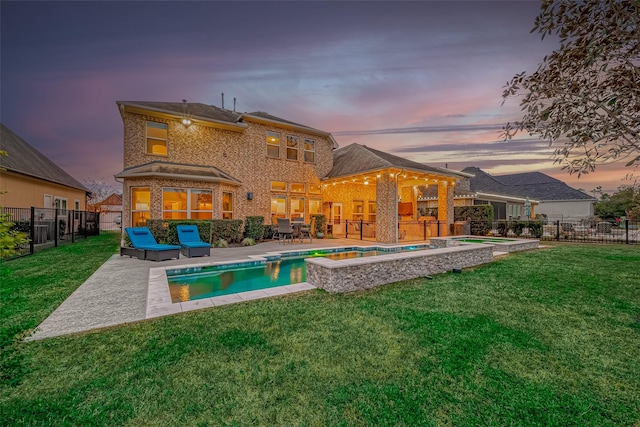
[437,181,454,236]
[376,173,397,244]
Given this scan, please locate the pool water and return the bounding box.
[167,245,429,303]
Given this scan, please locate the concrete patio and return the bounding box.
[26,238,376,341]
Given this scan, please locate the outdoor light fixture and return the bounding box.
[181,99,192,126]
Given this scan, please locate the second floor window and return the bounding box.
[304,138,315,163]
[267,131,280,158]
[146,121,168,155]
[287,135,299,160]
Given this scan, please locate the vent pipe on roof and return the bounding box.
[221,93,224,109]
[233,98,236,112]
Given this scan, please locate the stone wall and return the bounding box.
[306,244,494,293]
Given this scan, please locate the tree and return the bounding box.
[84,179,121,208]
[502,0,640,176]
[595,178,640,220]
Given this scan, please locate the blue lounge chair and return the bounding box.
[176,225,211,257]
[122,227,180,261]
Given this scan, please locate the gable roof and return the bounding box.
[462,167,595,201]
[116,101,338,146]
[0,124,88,192]
[325,143,470,180]
[117,101,243,125]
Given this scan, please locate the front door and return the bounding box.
[331,203,343,235]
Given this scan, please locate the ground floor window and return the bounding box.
[131,187,151,226]
[54,197,68,212]
[290,196,305,219]
[368,201,376,222]
[353,200,364,221]
[309,198,322,216]
[162,187,213,220]
[271,195,287,223]
[222,192,233,219]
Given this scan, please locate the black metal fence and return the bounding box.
[339,218,639,245]
[478,218,639,244]
[2,207,101,259]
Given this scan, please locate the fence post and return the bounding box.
[345,219,349,239]
[360,219,363,240]
[437,220,441,237]
[556,220,560,241]
[29,206,35,255]
[54,208,59,247]
[71,210,76,243]
[423,220,427,240]
[625,219,629,245]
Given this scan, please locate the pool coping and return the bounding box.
[146,243,433,318]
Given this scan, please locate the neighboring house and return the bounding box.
[88,192,123,231]
[115,101,465,243]
[88,193,123,213]
[0,123,89,212]
[457,167,595,220]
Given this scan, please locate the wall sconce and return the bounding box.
[182,118,192,126]
[247,192,253,200]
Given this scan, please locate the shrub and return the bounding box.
[145,219,169,243]
[242,237,256,246]
[527,220,544,238]
[262,224,276,240]
[244,216,265,241]
[165,220,212,244]
[312,214,326,237]
[213,239,228,248]
[211,219,243,243]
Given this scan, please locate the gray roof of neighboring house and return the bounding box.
[114,161,241,185]
[461,167,595,201]
[325,143,470,179]
[0,123,88,192]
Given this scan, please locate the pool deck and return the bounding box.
[26,238,378,341]
[27,238,512,341]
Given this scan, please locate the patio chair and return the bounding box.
[176,225,211,257]
[277,218,294,244]
[122,227,180,261]
[297,217,313,243]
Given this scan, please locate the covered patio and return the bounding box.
[320,144,472,244]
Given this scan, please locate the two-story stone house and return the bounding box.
[115,101,466,243]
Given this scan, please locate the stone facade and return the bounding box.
[306,244,494,293]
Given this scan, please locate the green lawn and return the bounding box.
[1,236,639,426]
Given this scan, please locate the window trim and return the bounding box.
[146,121,168,156]
[131,186,151,226]
[161,187,213,220]
[304,138,315,163]
[286,135,299,161]
[266,131,280,158]
[271,181,287,192]
[222,191,233,219]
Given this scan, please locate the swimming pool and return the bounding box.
[167,245,430,303]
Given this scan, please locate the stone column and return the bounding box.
[437,181,454,236]
[376,174,397,243]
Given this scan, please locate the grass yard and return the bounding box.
[1,235,639,426]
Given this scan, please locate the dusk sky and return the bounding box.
[1,1,632,194]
